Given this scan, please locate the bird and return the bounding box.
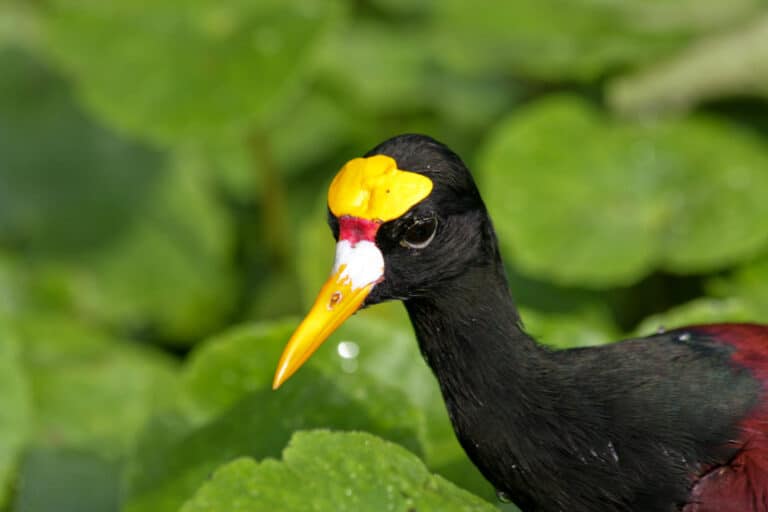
[272,134,768,512]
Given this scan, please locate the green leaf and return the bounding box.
[0,325,31,507]
[124,320,425,512]
[479,95,768,287]
[15,314,178,459]
[708,255,768,317]
[41,0,344,144]
[519,307,617,349]
[654,118,768,273]
[179,320,299,420]
[180,431,497,512]
[634,297,758,336]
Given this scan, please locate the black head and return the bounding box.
[361,134,501,304]
[273,134,503,388]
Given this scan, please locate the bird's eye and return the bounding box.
[401,217,438,249]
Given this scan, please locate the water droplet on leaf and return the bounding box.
[337,340,359,359]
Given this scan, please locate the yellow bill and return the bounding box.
[274,155,433,390]
[272,239,384,389]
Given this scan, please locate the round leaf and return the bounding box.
[180,431,497,512]
[479,95,768,287]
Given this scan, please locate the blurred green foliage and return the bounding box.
[2,0,768,510]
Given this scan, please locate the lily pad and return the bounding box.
[180,430,498,512]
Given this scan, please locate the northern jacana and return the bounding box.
[273,134,768,512]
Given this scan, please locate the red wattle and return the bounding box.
[339,216,381,246]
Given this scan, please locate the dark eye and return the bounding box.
[401,216,438,249]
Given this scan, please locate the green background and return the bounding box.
[2,1,768,510]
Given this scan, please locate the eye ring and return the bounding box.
[400,216,438,249]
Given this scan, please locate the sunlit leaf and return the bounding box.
[180,431,497,512]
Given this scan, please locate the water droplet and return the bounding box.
[656,325,666,334]
[496,490,513,503]
[337,340,359,359]
[677,332,691,342]
[345,487,352,497]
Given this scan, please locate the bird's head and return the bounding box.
[272,134,495,389]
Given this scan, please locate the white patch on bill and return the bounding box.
[332,240,384,290]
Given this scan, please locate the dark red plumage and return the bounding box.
[685,324,768,512]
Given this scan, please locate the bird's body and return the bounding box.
[274,134,768,511]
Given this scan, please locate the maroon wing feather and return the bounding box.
[684,324,768,512]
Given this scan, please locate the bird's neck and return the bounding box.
[404,257,554,416]
[403,255,571,502]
